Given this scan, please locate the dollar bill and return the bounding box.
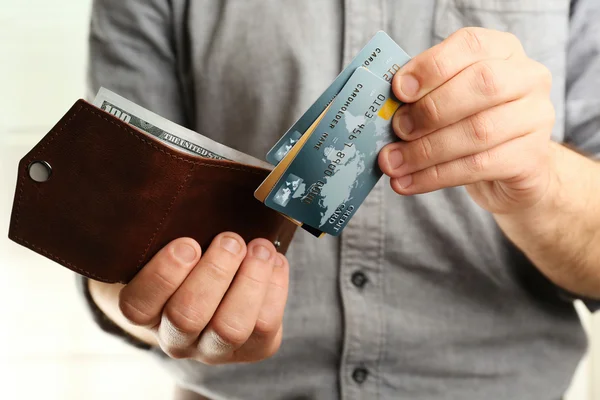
[92,87,272,170]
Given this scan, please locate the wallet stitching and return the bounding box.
[136,164,197,269]
[84,105,267,177]
[12,102,268,281]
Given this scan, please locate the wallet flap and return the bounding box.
[8,100,296,283]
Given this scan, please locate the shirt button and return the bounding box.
[352,367,369,384]
[351,271,368,288]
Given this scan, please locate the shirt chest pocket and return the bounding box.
[433,0,571,141]
[433,0,570,64]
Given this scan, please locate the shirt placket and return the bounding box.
[340,1,386,399]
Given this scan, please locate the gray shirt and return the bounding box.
[86,0,600,399]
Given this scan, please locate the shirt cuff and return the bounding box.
[76,275,153,350]
[558,287,600,313]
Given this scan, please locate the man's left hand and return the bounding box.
[379,27,557,214]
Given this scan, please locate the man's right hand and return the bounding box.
[88,233,289,365]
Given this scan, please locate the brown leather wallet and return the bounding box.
[8,100,297,284]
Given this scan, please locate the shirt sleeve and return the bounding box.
[565,0,600,158]
[77,276,152,350]
[81,0,188,346]
[86,0,189,126]
[564,0,600,312]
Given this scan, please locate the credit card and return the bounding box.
[261,67,400,236]
[257,103,334,238]
[265,30,410,165]
[255,103,332,203]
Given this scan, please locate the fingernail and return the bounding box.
[396,112,414,136]
[395,175,413,189]
[275,254,284,267]
[399,74,420,97]
[252,245,272,261]
[173,242,197,263]
[221,236,242,254]
[387,149,403,170]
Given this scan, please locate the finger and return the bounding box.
[380,96,555,178]
[391,58,551,140]
[389,131,547,195]
[158,232,247,353]
[392,27,524,103]
[233,254,289,363]
[196,238,276,364]
[119,238,201,327]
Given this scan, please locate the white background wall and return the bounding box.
[0,1,173,399]
[0,1,598,399]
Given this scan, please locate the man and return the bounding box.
[82,0,600,399]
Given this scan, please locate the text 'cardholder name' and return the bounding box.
[257,67,401,236]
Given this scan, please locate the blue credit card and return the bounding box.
[263,67,401,236]
[265,30,411,165]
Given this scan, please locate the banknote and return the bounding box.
[260,67,400,236]
[92,88,273,170]
[265,31,410,165]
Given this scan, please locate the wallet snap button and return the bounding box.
[273,239,281,249]
[28,160,52,182]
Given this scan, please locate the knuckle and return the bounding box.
[211,318,251,347]
[430,50,450,80]
[504,31,524,52]
[468,113,493,147]
[164,298,209,334]
[203,260,234,282]
[118,294,154,326]
[464,151,489,174]
[429,164,442,183]
[474,62,501,98]
[237,268,271,287]
[536,99,556,135]
[422,163,442,185]
[536,62,553,90]
[268,275,288,293]
[161,346,192,360]
[460,27,485,55]
[196,329,235,363]
[416,135,434,163]
[420,95,442,125]
[148,267,181,293]
[253,317,280,337]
